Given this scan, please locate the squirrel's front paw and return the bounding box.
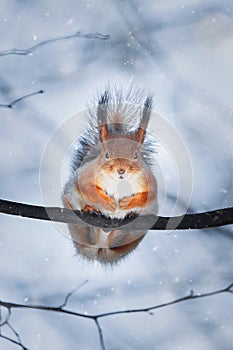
[102,197,117,211]
[119,195,134,209]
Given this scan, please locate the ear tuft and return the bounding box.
[144,94,153,110]
[99,90,109,106]
[97,90,109,142]
[137,94,153,144]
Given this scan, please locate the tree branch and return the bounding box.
[0,199,232,230]
[0,282,232,350]
[94,319,106,350]
[0,90,44,109]
[0,31,110,58]
[0,334,29,350]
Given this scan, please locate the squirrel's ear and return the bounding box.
[137,95,153,144]
[97,91,109,143]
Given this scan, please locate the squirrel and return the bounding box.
[62,86,158,265]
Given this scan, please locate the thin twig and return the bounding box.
[59,280,89,308]
[0,334,30,350]
[0,90,44,109]
[94,319,106,350]
[96,282,233,319]
[0,307,11,327]
[1,283,232,318]
[0,31,110,58]
[7,323,25,349]
[0,199,232,230]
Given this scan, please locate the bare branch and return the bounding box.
[0,90,44,109]
[0,282,232,350]
[95,282,233,319]
[0,306,11,327]
[1,283,232,318]
[0,199,232,230]
[0,334,29,350]
[6,323,25,349]
[0,31,110,58]
[94,319,106,350]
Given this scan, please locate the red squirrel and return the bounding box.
[62,87,158,264]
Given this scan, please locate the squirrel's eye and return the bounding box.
[134,151,139,160]
[105,151,109,159]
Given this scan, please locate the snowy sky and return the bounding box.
[0,0,232,349]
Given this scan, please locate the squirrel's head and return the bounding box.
[96,92,153,180]
[98,138,142,180]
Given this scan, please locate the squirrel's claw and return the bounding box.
[82,205,100,214]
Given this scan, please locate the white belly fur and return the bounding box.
[99,174,144,219]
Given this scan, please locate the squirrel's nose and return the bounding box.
[117,169,125,175]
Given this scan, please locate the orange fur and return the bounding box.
[119,191,148,210]
[95,184,117,211]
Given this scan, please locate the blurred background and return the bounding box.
[0,0,233,349]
